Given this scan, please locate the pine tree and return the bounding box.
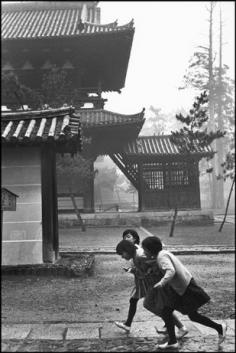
[171,91,225,152]
[171,89,234,231]
[170,91,226,200]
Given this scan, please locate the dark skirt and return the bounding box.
[131,272,163,299]
[143,284,177,316]
[171,278,211,315]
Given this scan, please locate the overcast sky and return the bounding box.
[99,1,235,115]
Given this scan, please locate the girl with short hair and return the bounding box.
[141,236,227,350]
[115,235,187,338]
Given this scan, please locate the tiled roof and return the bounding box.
[1,107,82,150]
[79,108,145,130]
[1,107,145,147]
[123,135,213,156]
[2,7,134,40]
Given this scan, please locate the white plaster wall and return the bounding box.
[2,147,43,265]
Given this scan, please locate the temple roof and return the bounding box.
[2,2,135,92]
[123,135,213,158]
[1,106,145,151]
[79,108,145,130]
[1,106,82,152]
[2,6,134,40]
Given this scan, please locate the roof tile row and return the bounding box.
[1,108,211,156]
[2,8,134,40]
[79,108,145,129]
[1,107,81,145]
[124,135,212,156]
[1,107,144,144]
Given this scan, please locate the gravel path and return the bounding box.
[2,254,234,323]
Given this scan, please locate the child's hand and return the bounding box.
[153,282,162,288]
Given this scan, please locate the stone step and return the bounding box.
[1,320,234,340]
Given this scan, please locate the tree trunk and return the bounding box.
[208,1,217,209]
[219,177,235,232]
[70,193,86,231]
[216,3,225,209]
[169,207,178,237]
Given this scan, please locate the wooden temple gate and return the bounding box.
[2,2,214,267]
[111,147,203,211]
[2,1,212,216]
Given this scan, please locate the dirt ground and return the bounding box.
[59,223,235,249]
[2,253,234,324]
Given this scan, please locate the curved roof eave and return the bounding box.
[76,108,145,129]
[2,7,134,41]
[1,106,82,151]
[122,135,213,157]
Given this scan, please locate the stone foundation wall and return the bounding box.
[2,147,43,265]
[59,210,214,228]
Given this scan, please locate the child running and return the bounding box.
[142,236,227,350]
[115,230,188,338]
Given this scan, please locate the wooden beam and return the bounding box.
[90,159,95,212]
[110,154,139,189]
[138,162,143,212]
[52,150,59,259]
[193,160,201,209]
[41,146,56,263]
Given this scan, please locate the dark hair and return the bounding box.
[116,240,136,257]
[122,229,140,245]
[142,236,163,256]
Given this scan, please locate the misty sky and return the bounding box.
[99,1,235,115]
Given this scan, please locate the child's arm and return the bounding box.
[123,260,136,274]
[123,267,136,274]
[153,253,175,288]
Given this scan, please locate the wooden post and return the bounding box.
[52,150,59,260]
[41,146,55,263]
[90,159,95,213]
[193,159,201,209]
[138,162,143,212]
[166,162,171,209]
[1,210,3,244]
[163,162,168,209]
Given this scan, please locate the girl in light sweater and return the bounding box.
[141,236,227,350]
[115,236,187,338]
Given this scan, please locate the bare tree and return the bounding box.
[179,2,234,209]
[169,207,178,238]
[218,149,235,232]
[219,177,235,232]
[208,1,219,209]
[215,2,225,208]
[57,154,90,231]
